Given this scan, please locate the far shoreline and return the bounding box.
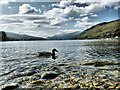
[0,38,120,42]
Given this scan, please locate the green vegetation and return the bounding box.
[0,31,9,41]
[74,19,120,39]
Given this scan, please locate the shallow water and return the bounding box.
[0,39,120,88]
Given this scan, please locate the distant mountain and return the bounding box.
[0,31,45,41]
[73,19,120,39]
[47,31,80,40]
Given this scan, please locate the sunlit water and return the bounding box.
[0,39,120,83]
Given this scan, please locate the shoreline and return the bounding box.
[0,38,120,42]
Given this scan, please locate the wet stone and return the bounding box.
[30,76,41,81]
[64,78,70,83]
[57,63,68,66]
[1,83,18,90]
[41,71,59,79]
[30,79,45,84]
[22,70,37,76]
[104,84,110,89]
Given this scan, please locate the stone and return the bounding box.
[41,71,59,79]
[104,84,110,89]
[1,83,18,90]
[22,70,37,76]
[30,79,45,84]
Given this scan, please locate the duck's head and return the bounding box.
[52,49,58,57]
[52,48,58,52]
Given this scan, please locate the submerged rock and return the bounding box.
[1,83,18,90]
[41,71,59,79]
[57,63,68,66]
[23,70,37,76]
[30,79,45,84]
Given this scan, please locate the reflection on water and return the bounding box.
[0,40,120,81]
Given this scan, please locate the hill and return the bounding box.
[47,31,80,40]
[74,19,120,39]
[6,32,45,41]
[0,31,45,41]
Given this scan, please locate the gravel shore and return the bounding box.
[1,61,120,89]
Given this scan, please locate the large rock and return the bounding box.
[41,71,59,79]
[1,83,18,90]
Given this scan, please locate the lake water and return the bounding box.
[0,39,120,88]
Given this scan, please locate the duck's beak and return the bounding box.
[56,50,58,52]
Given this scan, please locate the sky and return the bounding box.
[0,0,119,38]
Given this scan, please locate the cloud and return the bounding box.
[1,0,119,5]
[74,16,100,29]
[19,4,41,14]
[114,3,120,10]
[90,13,98,17]
[51,29,81,36]
[0,0,16,4]
[80,17,89,22]
[50,17,68,26]
[43,8,68,26]
[57,0,74,7]
[43,8,63,18]
[84,3,105,13]
[8,6,12,9]
[0,14,61,30]
[59,29,80,33]
[42,5,46,8]
[0,14,45,21]
[0,0,62,4]
[23,30,53,38]
[43,0,118,31]
[74,20,100,29]
[51,0,118,16]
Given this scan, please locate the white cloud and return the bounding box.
[81,17,89,22]
[23,30,53,38]
[0,0,16,4]
[90,13,98,17]
[43,8,68,26]
[58,0,73,7]
[0,0,119,4]
[74,16,100,29]
[51,29,81,36]
[43,8,63,18]
[0,14,45,21]
[51,0,73,7]
[59,29,80,33]
[74,20,100,29]
[50,19,62,26]
[19,4,41,14]
[8,6,12,9]
[85,3,105,13]
[43,0,118,31]
[42,5,45,8]
[114,3,120,10]
[0,14,61,30]
[51,0,118,16]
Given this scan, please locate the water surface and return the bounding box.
[0,39,120,87]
